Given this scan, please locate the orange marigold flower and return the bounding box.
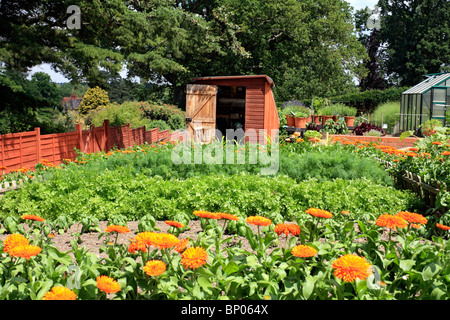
[305,208,333,219]
[287,223,301,236]
[246,215,272,227]
[165,220,185,229]
[96,275,121,294]
[441,151,450,156]
[291,245,318,258]
[217,212,240,221]
[406,152,417,157]
[135,231,180,250]
[42,286,77,300]
[341,210,350,215]
[9,244,42,260]
[274,223,290,236]
[128,238,147,254]
[143,260,166,277]
[175,238,189,253]
[105,225,130,233]
[181,247,208,270]
[3,233,29,254]
[396,211,428,225]
[418,152,431,158]
[409,147,419,151]
[432,141,442,145]
[436,223,450,231]
[274,223,300,236]
[193,210,221,219]
[21,214,45,222]
[375,214,408,230]
[332,254,372,282]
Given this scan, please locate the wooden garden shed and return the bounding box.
[185,75,279,143]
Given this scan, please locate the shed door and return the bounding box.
[185,84,217,143]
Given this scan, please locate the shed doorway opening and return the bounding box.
[215,86,246,138]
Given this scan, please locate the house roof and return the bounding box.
[403,73,450,94]
[192,75,275,87]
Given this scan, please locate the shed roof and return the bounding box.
[192,75,275,87]
[403,73,450,94]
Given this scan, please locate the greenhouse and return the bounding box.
[400,72,450,132]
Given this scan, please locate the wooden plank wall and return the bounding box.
[191,76,279,143]
[0,120,184,174]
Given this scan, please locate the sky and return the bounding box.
[30,0,379,83]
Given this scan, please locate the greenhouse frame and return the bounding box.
[400,72,450,132]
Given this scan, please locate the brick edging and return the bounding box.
[331,134,420,149]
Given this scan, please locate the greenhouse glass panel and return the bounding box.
[433,88,446,103]
[412,94,418,129]
[423,91,431,122]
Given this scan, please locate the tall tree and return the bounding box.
[181,0,368,102]
[355,6,386,91]
[378,0,450,86]
[0,0,246,92]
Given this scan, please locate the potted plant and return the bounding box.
[341,106,357,127]
[420,119,442,137]
[285,113,295,127]
[293,111,309,128]
[318,106,335,125]
[312,114,322,125]
[321,118,348,135]
[281,101,310,127]
[304,129,322,143]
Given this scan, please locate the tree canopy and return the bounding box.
[0,0,368,106]
[378,0,450,86]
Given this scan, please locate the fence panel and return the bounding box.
[0,121,183,174]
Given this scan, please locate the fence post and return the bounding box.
[34,128,41,164]
[0,133,4,168]
[103,119,110,152]
[76,124,83,153]
[127,123,131,148]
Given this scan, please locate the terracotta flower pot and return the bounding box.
[344,116,355,127]
[286,115,295,127]
[294,117,307,128]
[321,115,333,125]
[313,115,322,124]
[422,129,436,136]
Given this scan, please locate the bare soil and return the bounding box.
[1,220,259,257]
[1,220,423,259]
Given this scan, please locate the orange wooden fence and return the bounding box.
[0,120,186,173]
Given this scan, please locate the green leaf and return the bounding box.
[223,261,239,275]
[400,259,416,272]
[197,276,213,296]
[422,262,441,281]
[46,246,73,266]
[302,275,315,299]
[430,285,446,300]
[399,131,414,142]
[36,280,54,300]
